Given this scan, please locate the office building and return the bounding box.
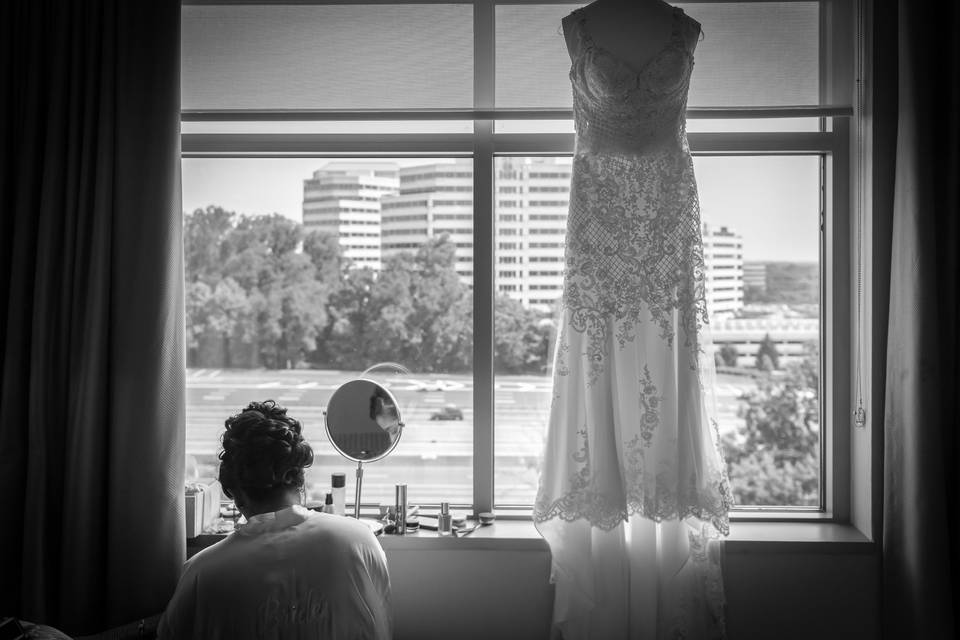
[702,223,745,319]
[380,159,475,284]
[380,157,571,309]
[302,162,400,270]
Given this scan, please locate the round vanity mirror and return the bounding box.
[324,377,404,518]
[325,378,403,462]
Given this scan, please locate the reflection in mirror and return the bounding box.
[324,378,404,518]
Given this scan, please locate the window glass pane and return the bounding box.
[695,155,822,508]
[491,154,822,509]
[493,157,571,507]
[182,4,473,110]
[495,2,819,109]
[182,158,474,512]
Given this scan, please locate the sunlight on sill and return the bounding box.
[375,519,874,553]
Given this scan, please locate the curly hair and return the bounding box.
[218,400,314,502]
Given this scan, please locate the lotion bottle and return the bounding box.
[322,492,334,514]
[331,473,346,516]
[438,502,453,537]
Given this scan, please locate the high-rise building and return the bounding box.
[701,223,745,319]
[302,162,399,270]
[379,157,571,309]
[497,158,570,309]
[380,158,475,284]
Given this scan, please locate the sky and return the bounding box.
[181,155,821,263]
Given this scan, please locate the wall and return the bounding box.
[385,543,878,640]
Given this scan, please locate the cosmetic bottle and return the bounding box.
[438,502,453,537]
[322,493,334,514]
[395,484,408,535]
[331,473,346,516]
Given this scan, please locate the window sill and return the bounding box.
[379,519,874,554]
[724,521,874,554]
[188,519,875,557]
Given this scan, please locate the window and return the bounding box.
[182,1,853,518]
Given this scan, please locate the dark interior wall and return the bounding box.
[384,544,877,640]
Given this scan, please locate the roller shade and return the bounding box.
[495,2,820,108]
[182,2,822,113]
[182,4,474,110]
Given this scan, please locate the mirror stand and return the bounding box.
[354,460,364,519]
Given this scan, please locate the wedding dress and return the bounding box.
[533,5,733,639]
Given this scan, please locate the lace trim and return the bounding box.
[533,477,732,537]
[534,420,733,536]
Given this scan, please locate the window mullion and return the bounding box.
[472,0,495,515]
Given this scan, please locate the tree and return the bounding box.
[303,230,347,286]
[184,206,236,286]
[754,334,780,370]
[255,253,329,369]
[184,209,553,373]
[184,207,338,369]
[409,237,476,372]
[724,449,819,506]
[725,342,820,506]
[375,237,472,372]
[185,280,213,365]
[207,278,252,368]
[320,267,381,370]
[316,237,475,373]
[494,295,552,373]
[719,343,740,367]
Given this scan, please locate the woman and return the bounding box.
[158,401,391,639]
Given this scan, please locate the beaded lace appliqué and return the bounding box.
[562,149,708,386]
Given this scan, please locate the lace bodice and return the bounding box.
[571,6,696,154]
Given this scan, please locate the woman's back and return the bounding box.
[158,506,391,640]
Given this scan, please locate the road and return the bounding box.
[186,368,754,507]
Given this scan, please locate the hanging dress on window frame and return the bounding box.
[533,6,733,639]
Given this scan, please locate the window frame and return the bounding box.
[180,0,857,523]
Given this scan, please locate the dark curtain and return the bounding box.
[0,0,184,634]
[881,0,960,637]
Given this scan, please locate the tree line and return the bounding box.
[184,206,553,373]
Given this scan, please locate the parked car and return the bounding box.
[429,404,464,420]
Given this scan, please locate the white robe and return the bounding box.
[158,505,391,640]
